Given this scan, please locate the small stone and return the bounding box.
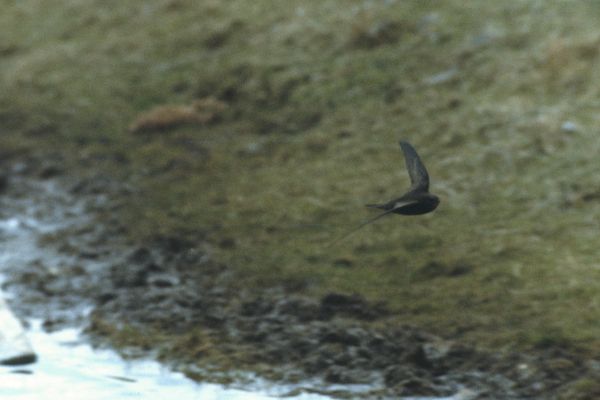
[150,276,178,288]
[332,257,353,268]
[0,175,8,193]
[424,68,459,85]
[337,130,352,139]
[38,164,62,179]
[561,121,579,133]
[219,238,236,249]
[384,365,414,386]
[0,296,36,366]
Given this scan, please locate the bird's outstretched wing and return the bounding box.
[399,141,429,192]
[365,198,417,211]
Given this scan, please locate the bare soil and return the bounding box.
[2,155,599,399]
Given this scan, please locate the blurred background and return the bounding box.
[2,0,600,398]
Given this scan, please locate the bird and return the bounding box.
[328,140,439,246]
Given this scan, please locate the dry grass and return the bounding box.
[129,97,227,134]
[3,1,600,371]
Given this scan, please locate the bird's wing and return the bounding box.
[366,198,417,211]
[390,199,420,211]
[399,141,430,192]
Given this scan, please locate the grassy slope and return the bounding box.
[3,0,600,354]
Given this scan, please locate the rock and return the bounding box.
[38,164,62,179]
[319,292,388,320]
[0,295,36,366]
[424,67,459,86]
[561,121,579,133]
[384,365,417,386]
[0,174,8,193]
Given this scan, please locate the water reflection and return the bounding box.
[0,182,335,399]
[0,178,461,400]
[1,321,334,400]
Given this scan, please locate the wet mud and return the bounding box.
[1,157,599,399]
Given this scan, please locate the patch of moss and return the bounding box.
[4,0,600,359]
[87,316,163,355]
[559,377,600,400]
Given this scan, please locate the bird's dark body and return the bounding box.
[367,191,439,215]
[328,140,440,246]
[367,191,440,215]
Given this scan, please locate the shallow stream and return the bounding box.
[0,175,455,399]
[0,176,342,399]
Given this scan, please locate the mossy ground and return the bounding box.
[3,0,600,370]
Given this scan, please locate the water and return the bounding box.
[1,321,335,400]
[0,180,339,399]
[1,324,461,400]
[0,178,459,399]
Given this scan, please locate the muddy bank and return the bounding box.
[1,159,600,399]
[85,239,599,399]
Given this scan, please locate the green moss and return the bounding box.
[559,378,600,400]
[87,316,163,354]
[4,0,600,357]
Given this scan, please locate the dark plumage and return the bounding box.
[329,140,439,245]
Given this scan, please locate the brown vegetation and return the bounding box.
[129,97,227,134]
